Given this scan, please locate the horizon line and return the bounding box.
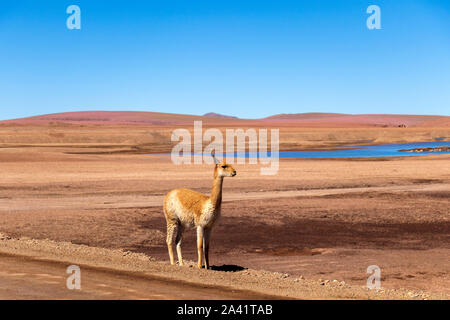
[2,109,450,122]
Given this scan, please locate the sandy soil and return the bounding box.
[0,142,449,299]
[0,236,441,300]
[0,250,282,300]
[1,112,450,154]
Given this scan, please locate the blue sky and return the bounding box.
[0,0,449,120]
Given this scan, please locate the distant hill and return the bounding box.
[203,112,238,119]
[0,111,244,125]
[265,112,346,120]
[263,113,447,127]
[1,111,449,128]
[419,117,450,127]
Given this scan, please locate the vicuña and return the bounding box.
[163,153,236,269]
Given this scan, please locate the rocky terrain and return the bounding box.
[399,146,450,153]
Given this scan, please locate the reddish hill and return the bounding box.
[266,113,346,120]
[0,111,245,125]
[419,117,450,127]
[263,113,448,127]
[203,112,238,119]
[1,111,449,128]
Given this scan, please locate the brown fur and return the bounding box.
[163,160,236,269]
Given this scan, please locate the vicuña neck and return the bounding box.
[210,175,223,208]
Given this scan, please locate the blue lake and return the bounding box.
[273,141,450,159]
[167,141,450,159]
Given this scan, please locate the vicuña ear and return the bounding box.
[211,150,220,165]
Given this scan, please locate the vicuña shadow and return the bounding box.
[210,264,246,272]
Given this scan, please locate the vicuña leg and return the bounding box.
[203,228,211,269]
[196,226,204,269]
[166,222,176,265]
[175,224,184,266]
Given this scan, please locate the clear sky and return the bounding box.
[1,0,449,120]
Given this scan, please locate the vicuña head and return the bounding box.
[163,152,236,269]
[214,162,237,178]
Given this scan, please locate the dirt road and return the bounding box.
[0,252,282,300]
[0,237,441,300]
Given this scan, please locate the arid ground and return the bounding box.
[0,113,449,299]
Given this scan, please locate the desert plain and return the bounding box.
[0,111,449,299]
